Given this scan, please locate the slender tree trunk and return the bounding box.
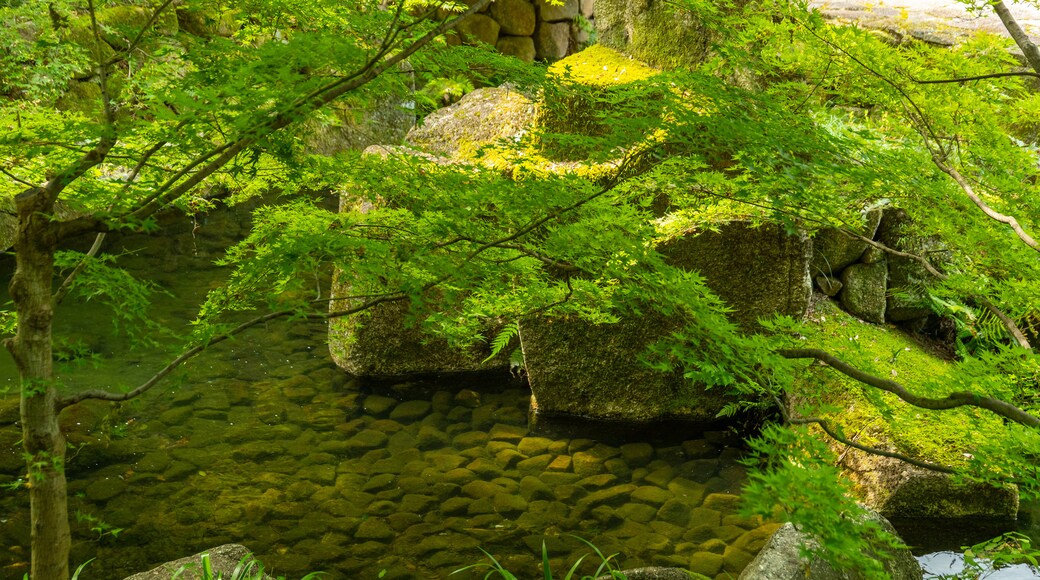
[4,190,69,580]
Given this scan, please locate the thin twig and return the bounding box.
[914,71,1040,84]
[788,415,956,473]
[57,292,408,408]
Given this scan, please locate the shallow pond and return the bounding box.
[0,312,773,579]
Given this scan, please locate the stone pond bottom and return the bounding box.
[0,356,776,579]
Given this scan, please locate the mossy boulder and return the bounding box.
[810,209,883,277]
[537,0,579,22]
[793,294,1019,519]
[660,221,812,332]
[327,149,510,379]
[595,0,730,69]
[520,312,728,422]
[536,45,661,158]
[176,6,238,38]
[100,5,179,36]
[839,261,887,324]
[490,0,537,36]
[534,21,571,61]
[303,92,414,156]
[737,510,923,580]
[521,220,811,421]
[456,13,501,46]
[497,35,537,62]
[876,209,947,322]
[406,85,537,159]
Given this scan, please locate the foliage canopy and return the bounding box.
[2,0,1040,578]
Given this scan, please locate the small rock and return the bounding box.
[632,485,672,506]
[363,395,398,416]
[389,400,431,422]
[620,442,655,467]
[453,389,482,408]
[815,274,843,297]
[355,518,394,540]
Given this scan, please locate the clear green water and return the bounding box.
[0,313,770,579]
[0,213,775,579]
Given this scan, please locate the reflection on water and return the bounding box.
[918,551,1040,579]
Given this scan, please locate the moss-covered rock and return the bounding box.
[737,511,923,580]
[406,85,537,159]
[877,208,947,322]
[660,221,812,332]
[497,35,537,62]
[456,13,501,46]
[595,0,730,69]
[176,6,237,38]
[839,261,887,324]
[810,209,883,277]
[536,45,661,158]
[520,221,810,422]
[534,21,571,61]
[490,0,537,36]
[304,96,413,156]
[794,294,1019,519]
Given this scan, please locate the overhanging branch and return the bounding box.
[778,348,1040,428]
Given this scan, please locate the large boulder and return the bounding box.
[738,511,923,580]
[303,76,414,156]
[327,88,537,379]
[661,222,812,332]
[490,0,537,36]
[406,85,537,158]
[519,312,728,422]
[124,544,271,580]
[521,221,812,421]
[840,448,1019,519]
[595,0,729,69]
[328,172,508,378]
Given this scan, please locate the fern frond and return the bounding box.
[483,321,520,363]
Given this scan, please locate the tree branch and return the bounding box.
[931,157,1039,252]
[778,348,1040,428]
[914,71,1040,84]
[100,0,177,68]
[787,415,956,473]
[101,0,494,230]
[991,0,1040,75]
[57,292,409,408]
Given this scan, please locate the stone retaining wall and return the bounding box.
[454,0,594,62]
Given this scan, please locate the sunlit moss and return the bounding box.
[794,296,1002,469]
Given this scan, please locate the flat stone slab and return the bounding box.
[811,0,1040,46]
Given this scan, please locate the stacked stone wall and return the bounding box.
[452,0,594,62]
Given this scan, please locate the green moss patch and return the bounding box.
[537,45,664,159]
[546,44,660,88]
[793,296,1003,469]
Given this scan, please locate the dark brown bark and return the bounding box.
[4,189,69,580]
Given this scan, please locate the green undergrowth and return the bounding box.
[792,296,1002,469]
